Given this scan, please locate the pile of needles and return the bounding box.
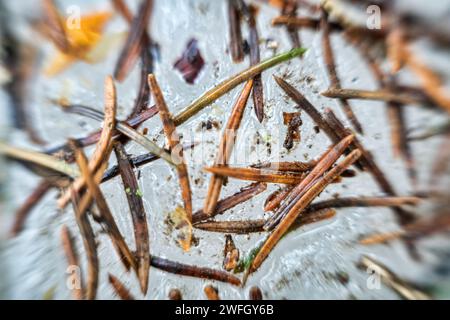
[1,0,450,300]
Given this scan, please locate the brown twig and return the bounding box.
[148,74,192,221]
[114,142,150,294]
[203,80,253,216]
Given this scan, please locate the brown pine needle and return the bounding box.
[173,47,306,126]
[227,0,244,62]
[195,219,265,234]
[204,165,306,184]
[403,47,450,114]
[386,27,406,74]
[250,149,362,273]
[114,0,153,82]
[111,0,133,23]
[358,255,431,300]
[60,225,83,300]
[264,185,294,212]
[70,189,98,300]
[253,160,317,172]
[204,285,220,300]
[203,80,253,216]
[272,15,340,30]
[108,274,135,300]
[150,256,241,286]
[114,142,150,294]
[321,88,424,106]
[361,213,450,246]
[359,230,405,245]
[321,9,363,134]
[193,182,267,223]
[280,0,301,49]
[41,0,70,53]
[148,74,192,221]
[247,5,264,122]
[323,108,416,225]
[10,180,52,237]
[73,141,136,272]
[265,134,354,230]
[112,0,154,119]
[58,76,117,208]
[309,196,421,210]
